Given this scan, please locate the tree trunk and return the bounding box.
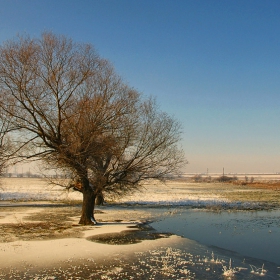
[95,192,104,205]
[79,178,97,225]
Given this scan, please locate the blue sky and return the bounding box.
[1,0,280,173]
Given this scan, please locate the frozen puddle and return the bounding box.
[152,208,280,264]
[150,208,280,279]
[132,245,278,280]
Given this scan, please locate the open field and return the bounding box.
[1,177,280,208]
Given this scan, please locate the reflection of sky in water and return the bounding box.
[152,209,280,265]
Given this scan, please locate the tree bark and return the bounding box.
[79,178,97,225]
[95,192,104,205]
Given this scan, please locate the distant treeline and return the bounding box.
[1,173,70,179]
[190,174,255,183]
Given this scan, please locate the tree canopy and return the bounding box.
[0,32,185,224]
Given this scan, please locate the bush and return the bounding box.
[192,174,203,182]
[216,175,238,182]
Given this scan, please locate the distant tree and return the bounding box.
[0,32,185,224]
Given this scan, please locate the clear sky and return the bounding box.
[1,0,280,174]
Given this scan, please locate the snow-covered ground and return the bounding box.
[0,178,80,201]
[0,178,230,206]
[0,177,274,210]
[118,181,230,206]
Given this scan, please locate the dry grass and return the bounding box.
[219,181,280,207]
[0,221,83,242]
[0,206,85,242]
[232,180,280,190]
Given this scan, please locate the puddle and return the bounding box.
[86,223,172,245]
[152,208,280,265]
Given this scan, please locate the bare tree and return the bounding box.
[0,32,185,224]
[63,95,185,224]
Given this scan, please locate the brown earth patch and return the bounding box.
[0,206,86,242]
[233,181,280,190]
[0,221,83,242]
